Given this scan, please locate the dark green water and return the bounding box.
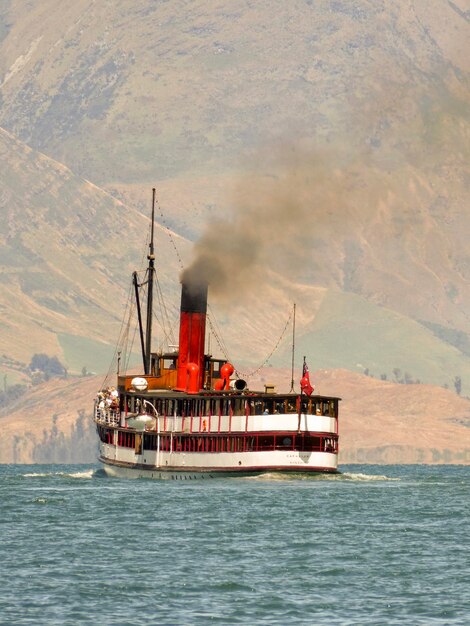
[0,464,468,625]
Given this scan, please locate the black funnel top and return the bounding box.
[180,282,208,314]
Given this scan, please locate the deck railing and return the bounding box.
[94,403,120,425]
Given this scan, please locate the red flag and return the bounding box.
[300,358,314,396]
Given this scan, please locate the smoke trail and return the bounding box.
[181,146,357,302]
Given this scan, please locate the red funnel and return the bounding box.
[176,282,208,393]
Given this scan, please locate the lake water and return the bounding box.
[0,464,468,625]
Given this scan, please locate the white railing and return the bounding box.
[94,403,120,425]
[139,412,337,435]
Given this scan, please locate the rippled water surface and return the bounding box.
[0,464,468,625]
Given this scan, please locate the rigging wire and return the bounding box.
[123,310,139,373]
[100,195,182,385]
[206,313,231,362]
[233,307,295,379]
[155,196,185,271]
[206,303,294,379]
[207,304,231,359]
[153,196,297,381]
[140,227,151,271]
[100,197,294,384]
[148,195,182,351]
[119,289,136,372]
[154,283,177,349]
[100,277,135,389]
[117,311,132,375]
[106,224,150,379]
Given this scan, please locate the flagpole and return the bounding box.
[289,303,296,393]
[298,355,306,432]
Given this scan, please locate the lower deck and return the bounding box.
[97,426,338,454]
[98,435,338,478]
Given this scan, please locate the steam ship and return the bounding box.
[94,191,340,479]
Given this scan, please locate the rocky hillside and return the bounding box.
[0,369,468,464]
[0,1,469,394]
[1,0,468,184]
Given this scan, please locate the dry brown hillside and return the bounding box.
[0,127,192,365]
[3,0,467,332]
[247,368,470,464]
[0,1,469,395]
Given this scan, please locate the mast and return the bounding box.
[133,271,147,373]
[290,302,296,392]
[145,188,156,375]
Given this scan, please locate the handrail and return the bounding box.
[94,404,120,425]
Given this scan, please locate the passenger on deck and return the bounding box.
[97,392,106,410]
[109,387,119,410]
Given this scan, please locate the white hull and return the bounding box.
[99,446,338,480]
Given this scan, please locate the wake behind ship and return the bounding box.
[94,190,340,479]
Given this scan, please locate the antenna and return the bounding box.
[145,188,156,375]
[289,303,296,392]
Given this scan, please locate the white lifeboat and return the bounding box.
[126,414,155,431]
[131,377,148,392]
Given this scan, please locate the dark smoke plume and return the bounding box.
[181,146,359,302]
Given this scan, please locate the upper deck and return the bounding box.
[95,386,340,434]
[117,353,229,393]
[120,389,340,418]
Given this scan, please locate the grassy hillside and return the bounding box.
[274,290,470,395]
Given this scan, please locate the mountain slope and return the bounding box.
[0,126,190,371]
[0,0,468,183]
[274,289,470,394]
[0,1,468,391]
